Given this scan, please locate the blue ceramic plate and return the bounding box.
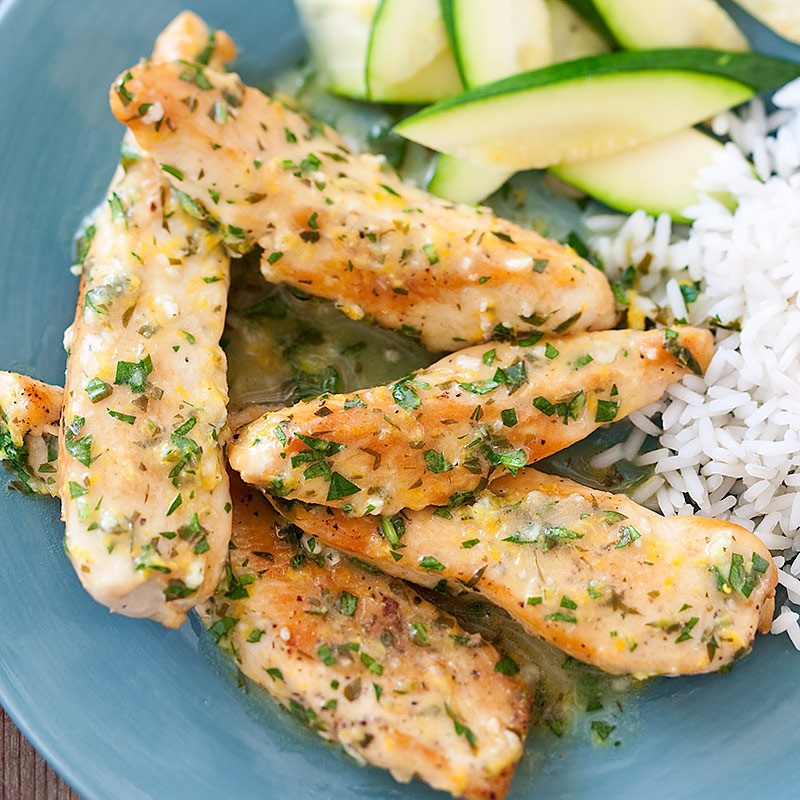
[0,1,797,798]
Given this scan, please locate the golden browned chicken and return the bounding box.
[0,372,62,496]
[57,13,234,627]
[229,327,713,516]
[199,476,530,800]
[109,57,617,353]
[280,469,777,677]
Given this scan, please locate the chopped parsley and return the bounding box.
[494,655,520,675]
[114,355,153,393]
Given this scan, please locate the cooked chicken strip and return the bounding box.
[199,476,530,800]
[280,470,777,677]
[109,60,617,352]
[150,10,235,66]
[57,15,234,627]
[229,327,713,516]
[0,372,62,496]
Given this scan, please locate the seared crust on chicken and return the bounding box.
[229,328,714,516]
[199,476,530,800]
[110,59,617,352]
[281,469,777,677]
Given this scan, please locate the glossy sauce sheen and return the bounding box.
[283,470,777,676]
[199,477,530,800]
[109,60,617,352]
[229,327,714,516]
[57,16,234,627]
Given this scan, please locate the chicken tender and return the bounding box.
[281,470,777,677]
[199,476,530,800]
[57,13,234,627]
[230,327,713,516]
[109,58,617,352]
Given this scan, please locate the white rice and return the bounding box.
[587,79,800,647]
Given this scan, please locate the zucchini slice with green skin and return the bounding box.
[430,0,608,204]
[441,0,553,88]
[550,128,725,222]
[293,0,380,98]
[395,49,800,170]
[427,153,512,204]
[365,0,462,102]
[592,0,748,51]
[555,0,616,42]
[549,0,610,61]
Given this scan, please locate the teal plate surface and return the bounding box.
[0,1,797,797]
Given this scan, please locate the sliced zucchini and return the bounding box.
[395,49,800,170]
[431,0,609,205]
[549,0,610,61]
[554,0,616,41]
[441,0,552,88]
[428,154,512,204]
[550,128,724,221]
[592,0,748,50]
[293,0,380,97]
[365,0,462,102]
[739,0,800,43]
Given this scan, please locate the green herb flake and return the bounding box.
[419,556,445,571]
[572,354,594,369]
[595,399,619,423]
[85,378,112,403]
[545,343,559,359]
[360,652,383,675]
[501,408,518,427]
[351,557,382,574]
[482,348,496,366]
[68,481,88,498]
[424,450,453,474]
[108,192,126,228]
[411,621,429,645]
[326,472,360,501]
[64,432,93,467]
[340,591,358,617]
[532,258,548,273]
[675,616,699,643]
[615,525,641,548]
[160,163,184,181]
[392,381,421,409]
[546,611,578,623]
[208,616,237,644]
[459,379,499,395]
[114,355,153,393]
[461,539,480,549]
[107,409,136,425]
[527,596,543,605]
[318,643,337,666]
[422,243,439,265]
[445,703,478,750]
[494,655,520,675]
[247,629,265,643]
[267,251,284,265]
[591,720,616,741]
[533,396,556,416]
[166,493,183,516]
[560,595,578,610]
